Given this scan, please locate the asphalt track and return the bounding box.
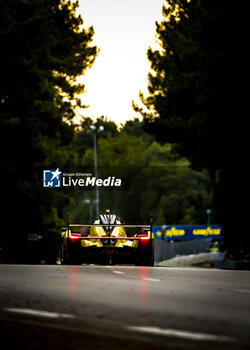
[0,264,250,350]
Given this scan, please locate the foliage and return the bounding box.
[120,118,154,144]
[0,0,97,252]
[133,0,248,248]
[74,116,118,162]
[69,122,211,226]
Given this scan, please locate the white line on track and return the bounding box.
[235,289,250,294]
[142,278,161,282]
[126,326,236,343]
[112,270,125,275]
[109,269,160,281]
[5,308,76,319]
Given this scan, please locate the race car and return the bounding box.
[59,210,154,266]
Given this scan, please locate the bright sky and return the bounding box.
[76,0,164,126]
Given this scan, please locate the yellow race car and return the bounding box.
[59,210,154,266]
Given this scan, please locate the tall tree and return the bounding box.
[0,0,97,260]
[72,131,211,225]
[134,0,248,251]
[74,116,118,166]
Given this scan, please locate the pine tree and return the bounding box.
[0,0,97,260]
[134,0,248,251]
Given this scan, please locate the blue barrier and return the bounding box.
[153,225,223,240]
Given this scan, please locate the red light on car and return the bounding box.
[70,233,81,239]
[139,234,150,240]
